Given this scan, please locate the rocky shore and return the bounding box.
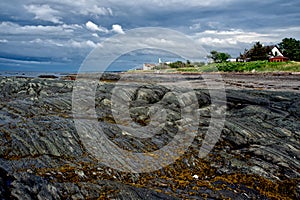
[0,73,299,199]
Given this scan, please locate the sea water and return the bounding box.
[0,49,188,76]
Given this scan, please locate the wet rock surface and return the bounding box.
[0,73,299,199]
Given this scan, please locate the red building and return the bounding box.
[269,56,289,62]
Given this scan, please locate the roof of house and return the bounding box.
[269,45,284,54]
[270,55,288,58]
[269,56,289,60]
[143,63,156,67]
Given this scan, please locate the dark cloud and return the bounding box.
[0,0,299,71]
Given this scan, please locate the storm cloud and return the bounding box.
[0,0,299,71]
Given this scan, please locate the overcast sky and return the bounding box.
[0,0,300,71]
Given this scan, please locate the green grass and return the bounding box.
[126,61,300,74]
[255,61,300,72]
[176,61,300,73]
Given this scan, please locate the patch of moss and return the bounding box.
[35,149,298,199]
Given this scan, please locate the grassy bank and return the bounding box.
[176,61,300,73]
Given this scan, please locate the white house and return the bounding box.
[270,46,284,57]
[143,63,156,70]
[227,58,237,62]
[142,58,174,70]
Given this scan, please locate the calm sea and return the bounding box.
[0,50,186,77]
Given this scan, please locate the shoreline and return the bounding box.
[1,69,300,78]
[1,71,299,92]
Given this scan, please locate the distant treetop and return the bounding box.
[278,38,300,61]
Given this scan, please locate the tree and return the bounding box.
[168,61,186,68]
[209,50,231,63]
[278,38,300,61]
[247,42,269,61]
[238,49,249,61]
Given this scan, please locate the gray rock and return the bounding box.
[0,74,299,199]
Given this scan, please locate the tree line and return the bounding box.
[209,37,300,63]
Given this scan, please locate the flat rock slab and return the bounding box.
[0,74,299,199]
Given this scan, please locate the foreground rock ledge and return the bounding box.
[0,74,299,199]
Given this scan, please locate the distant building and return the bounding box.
[143,63,157,70]
[239,45,289,62]
[227,58,237,62]
[269,56,289,62]
[268,46,289,62]
[236,57,251,62]
[142,58,172,70]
